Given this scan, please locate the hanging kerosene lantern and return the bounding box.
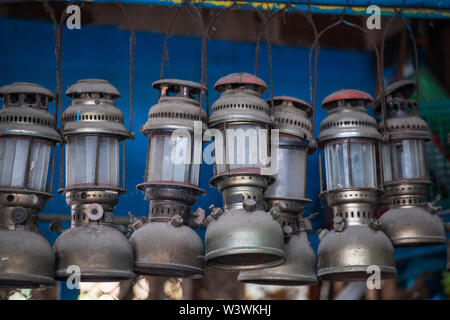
[0,82,61,287]
[317,89,396,281]
[375,80,446,247]
[238,96,318,285]
[205,72,285,270]
[53,79,134,281]
[130,79,207,278]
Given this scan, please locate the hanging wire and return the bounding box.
[254,1,319,131]
[158,0,207,119]
[380,8,420,123]
[42,0,79,193]
[116,0,137,190]
[205,2,269,106]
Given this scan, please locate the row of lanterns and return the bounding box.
[0,73,448,288]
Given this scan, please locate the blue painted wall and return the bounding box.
[1,17,446,299]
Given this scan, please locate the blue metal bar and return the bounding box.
[71,0,450,19]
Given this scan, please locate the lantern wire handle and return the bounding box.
[380,8,420,135]
[42,0,79,193]
[159,0,207,120]
[205,2,268,106]
[116,0,137,190]
[254,1,319,125]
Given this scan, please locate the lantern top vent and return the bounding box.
[141,79,207,134]
[269,96,314,142]
[318,89,380,143]
[374,80,417,116]
[322,89,373,110]
[214,72,267,94]
[271,96,312,117]
[0,82,60,142]
[0,82,55,100]
[66,79,121,99]
[209,73,271,128]
[62,79,129,138]
[374,80,429,140]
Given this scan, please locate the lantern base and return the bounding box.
[318,225,396,281]
[317,266,397,282]
[130,221,204,279]
[380,206,446,247]
[53,224,134,282]
[133,263,203,279]
[237,233,317,286]
[0,228,55,288]
[205,207,286,271]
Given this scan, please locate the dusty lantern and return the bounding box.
[0,82,61,287]
[317,89,396,281]
[238,96,318,285]
[53,79,134,281]
[376,80,446,247]
[205,72,285,270]
[130,79,207,278]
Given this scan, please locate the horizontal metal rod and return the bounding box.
[38,213,132,225]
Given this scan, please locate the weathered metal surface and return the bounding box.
[62,79,129,138]
[318,89,380,144]
[209,72,271,127]
[205,201,285,271]
[238,232,317,286]
[130,220,204,278]
[0,228,55,288]
[53,223,134,281]
[0,82,61,142]
[317,224,396,281]
[141,78,207,134]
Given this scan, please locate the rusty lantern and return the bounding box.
[238,96,318,285]
[130,79,207,278]
[205,73,285,270]
[0,82,61,287]
[317,89,396,281]
[376,80,446,247]
[53,79,134,282]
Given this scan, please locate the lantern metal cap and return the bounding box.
[0,82,55,100]
[374,80,416,115]
[322,89,373,110]
[0,82,61,142]
[269,96,314,142]
[318,89,380,143]
[152,78,207,94]
[270,96,313,117]
[142,78,207,134]
[65,79,121,98]
[214,72,267,93]
[62,79,129,138]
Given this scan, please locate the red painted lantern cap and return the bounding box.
[321,89,373,109]
[214,72,268,93]
[268,96,313,117]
